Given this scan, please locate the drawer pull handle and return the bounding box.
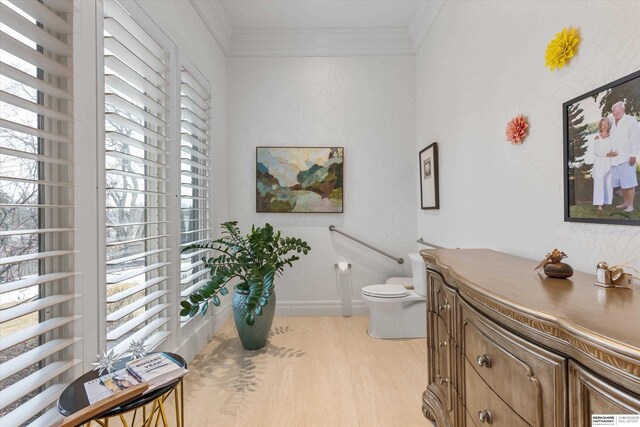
[438,303,449,313]
[438,341,447,348]
[476,354,492,368]
[478,410,493,424]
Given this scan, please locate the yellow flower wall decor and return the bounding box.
[545,27,580,70]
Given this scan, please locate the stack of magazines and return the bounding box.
[84,353,188,404]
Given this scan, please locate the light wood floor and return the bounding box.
[172,316,433,427]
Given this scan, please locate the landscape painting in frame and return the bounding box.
[564,70,640,225]
[256,147,344,213]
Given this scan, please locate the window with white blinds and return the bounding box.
[103,0,171,355]
[179,62,212,325]
[0,0,78,425]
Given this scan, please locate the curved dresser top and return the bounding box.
[421,249,640,384]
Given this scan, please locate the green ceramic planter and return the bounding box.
[232,286,276,350]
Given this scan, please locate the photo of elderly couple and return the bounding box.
[566,71,640,224]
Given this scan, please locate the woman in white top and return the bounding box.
[592,117,618,210]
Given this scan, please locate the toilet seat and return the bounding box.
[362,284,408,298]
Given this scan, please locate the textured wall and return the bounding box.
[416,1,640,274]
[228,56,417,315]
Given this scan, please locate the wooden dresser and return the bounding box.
[420,249,640,427]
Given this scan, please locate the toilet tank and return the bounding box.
[409,253,427,296]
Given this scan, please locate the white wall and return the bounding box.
[416,0,640,274]
[228,56,417,315]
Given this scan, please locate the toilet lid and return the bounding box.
[362,284,408,298]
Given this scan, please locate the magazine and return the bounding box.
[83,353,187,405]
[125,352,188,391]
[84,378,113,405]
[101,369,140,393]
[83,368,142,405]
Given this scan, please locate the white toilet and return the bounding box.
[361,253,427,339]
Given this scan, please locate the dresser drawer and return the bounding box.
[462,301,566,426]
[465,408,478,427]
[431,273,453,331]
[464,358,530,427]
[436,314,453,410]
[569,361,640,426]
[436,315,450,379]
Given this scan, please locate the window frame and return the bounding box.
[97,0,179,356]
[0,0,78,424]
[175,52,213,341]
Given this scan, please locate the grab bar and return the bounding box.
[329,225,404,264]
[417,238,445,249]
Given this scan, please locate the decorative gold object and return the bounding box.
[535,249,573,279]
[596,262,612,287]
[596,261,635,289]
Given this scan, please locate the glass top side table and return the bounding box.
[57,352,186,427]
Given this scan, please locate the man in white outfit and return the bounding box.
[609,101,640,213]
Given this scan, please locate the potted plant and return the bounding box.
[180,221,311,350]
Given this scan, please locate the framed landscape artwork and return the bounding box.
[564,70,640,225]
[256,146,344,213]
[419,142,439,210]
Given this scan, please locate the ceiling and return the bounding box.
[190,0,445,56]
[218,1,421,30]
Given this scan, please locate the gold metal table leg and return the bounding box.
[173,381,180,427]
[180,380,184,427]
[89,381,183,427]
[154,400,161,427]
[143,400,157,427]
[130,408,138,426]
[158,398,169,427]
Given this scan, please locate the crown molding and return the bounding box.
[189,1,446,57]
[189,0,232,54]
[228,28,414,57]
[409,0,446,51]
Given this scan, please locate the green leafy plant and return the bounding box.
[180,221,311,325]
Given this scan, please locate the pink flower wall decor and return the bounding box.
[506,115,529,144]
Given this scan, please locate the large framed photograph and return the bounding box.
[256,146,344,213]
[419,142,439,210]
[564,70,640,225]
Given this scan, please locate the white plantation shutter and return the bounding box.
[0,0,78,425]
[179,61,212,325]
[103,0,172,355]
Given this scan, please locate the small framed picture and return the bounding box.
[419,142,439,209]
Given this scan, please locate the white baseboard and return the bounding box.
[175,303,231,363]
[275,299,369,317]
